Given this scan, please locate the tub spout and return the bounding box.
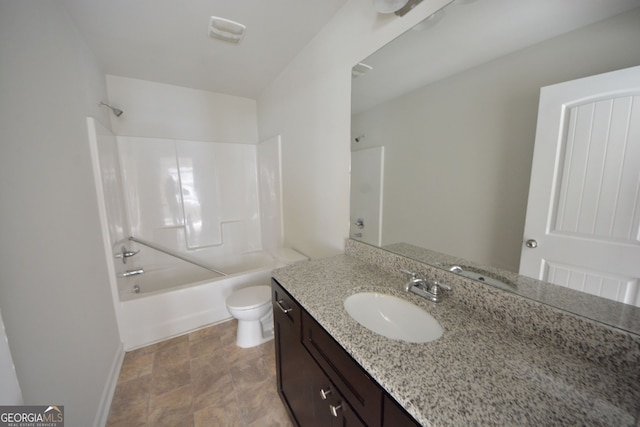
[122,268,144,278]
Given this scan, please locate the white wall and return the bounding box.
[106,75,258,143]
[352,9,640,272]
[257,0,453,259]
[0,2,121,425]
[0,308,22,404]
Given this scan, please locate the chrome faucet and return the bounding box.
[122,268,144,278]
[400,269,451,303]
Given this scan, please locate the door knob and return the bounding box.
[525,239,538,248]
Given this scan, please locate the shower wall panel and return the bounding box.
[118,136,262,257]
[176,140,261,251]
[118,137,183,248]
[94,123,130,248]
[257,135,283,251]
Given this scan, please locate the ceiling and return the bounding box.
[352,0,640,114]
[61,0,348,99]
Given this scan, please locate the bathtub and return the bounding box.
[117,241,305,349]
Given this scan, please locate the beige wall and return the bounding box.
[258,0,453,259]
[0,2,121,425]
[352,9,640,272]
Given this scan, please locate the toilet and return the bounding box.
[226,285,273,348]
[226,248,308,348]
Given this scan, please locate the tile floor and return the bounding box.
[106,320,294,427]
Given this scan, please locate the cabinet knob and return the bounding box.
[329,403,342,417]
[525,239,538,248]
[320,388,332,400]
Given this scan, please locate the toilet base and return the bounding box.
[236,316,274,348]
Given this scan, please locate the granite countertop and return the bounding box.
[272,254,640,427]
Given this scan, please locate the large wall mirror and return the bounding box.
[350,0,640,334]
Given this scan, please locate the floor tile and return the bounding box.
[106,320,292,426]
[151,361,191,396]
[147,385,194,427]
[118,352,154,383]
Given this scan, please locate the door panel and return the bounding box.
[553,96,640,240]
[546,262,639,306]
[521,66,640,307]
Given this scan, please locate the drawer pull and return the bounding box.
[276,299,292,314]
[329,403,342,417]
[320,388,332,400]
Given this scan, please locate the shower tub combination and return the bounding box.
[117,239,304,349]
[87,117,298,349]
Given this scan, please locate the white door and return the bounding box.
[350,147,384,246]
[520,66,640,307]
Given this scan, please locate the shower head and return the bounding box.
[99,101,124,117]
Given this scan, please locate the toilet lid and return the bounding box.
[226,285,271,310]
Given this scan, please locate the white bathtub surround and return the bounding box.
[258,135,284,251]
[120,263,274,349]
[118,136,263,256]
[116,241,306,349]
[118,243,284,298]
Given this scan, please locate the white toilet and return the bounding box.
[226,285,274,348]
[226,248,308,348]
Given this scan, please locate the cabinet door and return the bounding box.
[315,371,366,427]
[302,311,382,427]
[273,280,315,426]
[382,394,420,427]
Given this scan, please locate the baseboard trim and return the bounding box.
[93,342,125,427]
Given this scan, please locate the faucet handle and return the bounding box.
[400,269,418,292]
[429,280,452,294]
[115,245,140,264]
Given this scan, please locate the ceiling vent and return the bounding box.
[208,16,246,44]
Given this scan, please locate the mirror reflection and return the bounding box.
[350,0,640,332]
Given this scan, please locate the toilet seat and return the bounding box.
[226,285,271,311]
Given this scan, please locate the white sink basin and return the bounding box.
[344,292,443,343]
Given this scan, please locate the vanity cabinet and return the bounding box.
[272,279,420,427]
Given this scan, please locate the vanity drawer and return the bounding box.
[302,310,383,427]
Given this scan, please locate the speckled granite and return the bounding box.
[272,244,640,426]
[381,241,640,335]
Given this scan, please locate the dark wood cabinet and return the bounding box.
[302,309,382,427]
[273,279,421,427]
[314,366,365,427]
[273,279,321,426]
[382,395,421,427]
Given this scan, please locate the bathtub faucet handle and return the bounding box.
[122,268,144,278]
[115,246,140,264]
